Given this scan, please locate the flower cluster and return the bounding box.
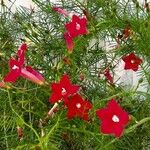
[48,9,143,137]
[48,74,130,137]
[53,7,88,52]
[49,74,92,121]
[0,8,144,139]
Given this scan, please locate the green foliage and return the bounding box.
[0,0,150,149]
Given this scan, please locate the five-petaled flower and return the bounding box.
[66,94,92,121]
[122,52,143,71]
[49,74,80,104]
[64,15,88,52]
[96,99,129,138]
[65,15,88,38]
[4,43,45,85]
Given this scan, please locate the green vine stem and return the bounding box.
[7,89,44,150]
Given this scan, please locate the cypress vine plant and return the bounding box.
[0,0,150,149]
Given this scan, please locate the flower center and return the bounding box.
[61,88,67,95]
[131,60,135,64]
[12,65,19,70]
[76,23,80,30]
[112,115,120,123]
[76,103,81,108]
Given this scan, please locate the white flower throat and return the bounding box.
[112,115,120,123]
[12,65,19,70]
[76,103,81,108]
[131,60,135,64]
[61,88,67,95]
[76,23,80,30]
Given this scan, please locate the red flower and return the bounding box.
[64,15,88,52]
[4,59,22,82]
[53,7,88,52]
[65,15,88,38]
[66,94,92,121]
[17,43,27,65]
[4,44,45,85]
[49,74,80,104]
[20,66,45,85]
[104,69,113,83]
[52,7,69,17]
[64,32,74,52]
[122,53,143,71]
[96,99,129,138]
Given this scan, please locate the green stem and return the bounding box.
[4,102,9,150]
[62,127,102,144]
[125,117,150,134]
[7,90,44,150]
[95,91,127,107]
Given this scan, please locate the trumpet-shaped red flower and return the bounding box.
[20,66,45,85]
[104,69,113,83]
[65,15,88,38]
[4,44,45,85]
[52,7,69,17]
[49,74,80,104]
[64,15,88,52]
[64,32,74,52]
[122,53,143,71]
[96,99,129,138]
[17,43,27,65]
[66,94,92,121]
[53,7,88,52]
